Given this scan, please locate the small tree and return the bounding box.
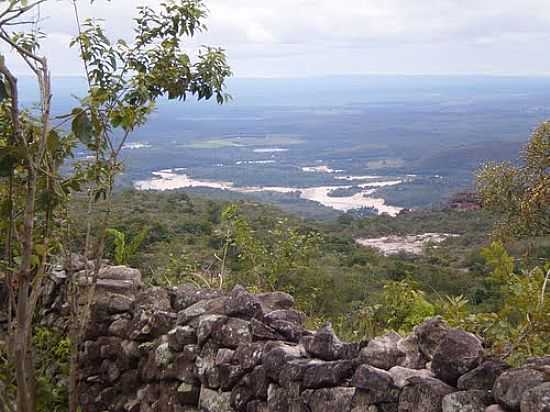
[476,121,549,239]
[0,1,231,410]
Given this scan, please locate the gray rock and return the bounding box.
[257,291,295,312]
[176,296,227,325]
[262,342,307,381]
[267,384,291,412]
[267,319,305,343]
[389,366,434,388]
[199,387,233,412]
[233,342,265,371]
[246,400,269,412]
[398,334,428,369]
[181,344,201,362]
[485,405,506,412]
[361,332,405,370]
[265,309,306,325]
[198,314,228,345]
[108,318,129,338]
[248,365,269,399]
[94,292,134,314]
[98,265,143,282]
[231,384,254,412]
[175,353,198,384]
[414,317,450,359]
[457,360,509,391]
[352,365,399,403]
[520,382,550,412]
[195,340,221,389]
[302,323,346,361]
[302,387,356,412]
[218,362,247,391]
[398,376,456,412]
[250,318,285,341]
[128,309,176,341]
[217,317,252,348]
[493,368,545,411]
[302,359,354,389]
[225,285,263,319]
[276,357,317,386]
[167,325,197,350]
[216,348,235,365]
[172,283,224,311]
[176,382,200,406]
[121,340,140,360]
[431,329,484,385]
[234,365,269,405]
[442,390,493,412]
[97,336,122,359]
[525,356,550,368]
[133,287,171,311]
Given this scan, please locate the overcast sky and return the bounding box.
[3,0,550,78]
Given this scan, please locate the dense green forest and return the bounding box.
[85,189,548,342]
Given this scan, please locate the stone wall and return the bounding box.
[67,266,549,412]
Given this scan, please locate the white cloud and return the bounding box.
[1,0,550,77]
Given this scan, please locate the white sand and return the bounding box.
[135,170,404,216]
[356,233,460,255]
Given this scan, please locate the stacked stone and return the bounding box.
[77,268,550,412]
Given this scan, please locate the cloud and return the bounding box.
[1,0,550,77]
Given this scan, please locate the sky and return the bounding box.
[2,0,550,78]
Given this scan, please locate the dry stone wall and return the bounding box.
[55,265,549,412]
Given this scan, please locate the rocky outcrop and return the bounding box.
[62,265,549,412]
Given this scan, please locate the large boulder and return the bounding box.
[128,308,176,341]
[171,283,224,311]
[457,360,509,391]
[176,382,200,406]
[493,368,545,411]
[217,317,253,349]
[133,287,171,311]
[176,296,227,326]
[250,318,286,341]
[265,319,306,343]
[431,329,484,385]
[414,317,450,360]
[267,384,292,412]
[264,309,306,325]
[302,359,354,389]
[398,334,428,369]
[352,365,400,404]
[233,342,265,371]
[167,325,197,351]
[398,376,456,412]
[199,387,232,412]
[195,340,221,388]
[441,390,493,412]
[224,285,263,320]
[520,382,550,412]
[360,332,405,370]
[279,358,324,387]
[78,265,143,294]
[257,291,295,312]
[262,342,307,381]
[302,387,356,412]
[302,323,361,361]
[388,366,434,388]
[197,314,228,345]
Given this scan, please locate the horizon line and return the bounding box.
[16,73,550,80]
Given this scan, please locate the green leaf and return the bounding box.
[71,108,94,146]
